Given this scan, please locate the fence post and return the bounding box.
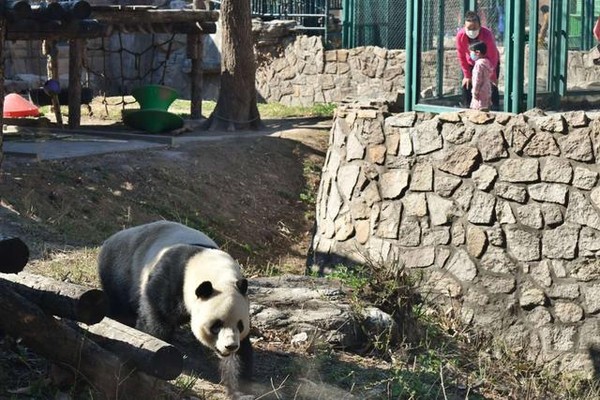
[527,0,539,110]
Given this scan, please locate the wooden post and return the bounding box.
[42,40,63,128]
[68,38,84,129]
[0,2,6,169]
[187,32,203,119]
[0,281,176,399]
[0,236,29,274]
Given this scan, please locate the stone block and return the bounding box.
[466,225,488,258]
[527,308,553,327]
[427,194,454,226]
[467,190,496,225]
[565,190,600,231]
[337,165,361,200]
[495,182,528,203]
[520,287,547,309]
[573,167,599,190]
[398,218,421,247]
[523,131,561,157]
[426,270,462,298]
[402,192,428,217]
[375,201,402,239]
[481,275,516,294]
[472,165,498,191]
[554,302,584,323]
[496,200,517,224]
[532,114,567,133]
[476,128,508,161]
[584,284,600,314]
[480,246,518,273]
[547,283,580,299]
[446,250,478,282]
[542,224,580,260]
[592,188,600,209]
[580,227,600,256]
[411,119,443,155]
[570,259,600,282]
[379,169,410,200]
[410,163,434,192]
[441,123,474,144]
[434,174,462,197]
[438,146,481,177]
[499,158,540,183]
[516,204,544,229]
[505,226,541,261]
[558,128,595,162]
[540,203,564,228]
[401,247,435,268]
[528,183,568,205]
[541,156,573,183]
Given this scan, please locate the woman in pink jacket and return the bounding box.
[469,41,494,111]
[456,11,500,109]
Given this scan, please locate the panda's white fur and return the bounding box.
[97,220,252,390]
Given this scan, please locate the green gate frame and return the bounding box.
[405,0,579,113]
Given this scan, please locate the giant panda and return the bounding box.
[97,220,252,393]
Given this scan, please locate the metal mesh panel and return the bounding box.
[343,0,405,49]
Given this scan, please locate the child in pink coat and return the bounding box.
[469,41,494,111]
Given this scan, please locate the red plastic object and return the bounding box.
[4,93,40,118]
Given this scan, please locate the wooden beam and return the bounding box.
[0,281,177,399]
[0,271,108,324]
[68,38,84,129]
[0,236,29,274]
[90,8,219,24]
[188,32,203,119]
[78,318,184,381]
[6,19,108,40]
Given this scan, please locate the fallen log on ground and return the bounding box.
[0,280,177,399]
[77,318,184,381]
[0,236,29,273]
[0,271,107,324]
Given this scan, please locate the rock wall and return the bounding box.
[255,34,600,107]
[310,101,600,375]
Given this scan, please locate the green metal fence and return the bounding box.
[342,0,405,49]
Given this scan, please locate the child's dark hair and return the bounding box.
[540,5,549,13]
[469,41,487,55]
[464,10,481,24]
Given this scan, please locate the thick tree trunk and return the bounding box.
[0,281,176,399]
[0,271,108,324]
[0,13,6,169]
[205,0,261,131]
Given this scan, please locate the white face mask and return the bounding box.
[466,29,480,39]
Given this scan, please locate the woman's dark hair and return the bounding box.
[540,5,550,13]
[464,10,481,25]
[469,41,487,55]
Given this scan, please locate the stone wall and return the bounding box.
[255,33,600,107]
[310,101,600,375]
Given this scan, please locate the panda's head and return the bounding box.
[184,250,250,358]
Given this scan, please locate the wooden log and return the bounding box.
[188,32,203,119]
[0,271,108,324]
[42,40,63,128]
[90,8,219,24]
[0,281,176,399]
[68,38,84,129]
[6,19,108,41]
[78,318,184,380]
[0,236,29,273]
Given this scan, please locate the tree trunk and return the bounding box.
[205,0,261,131]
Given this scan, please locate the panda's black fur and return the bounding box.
[97,221,252,392]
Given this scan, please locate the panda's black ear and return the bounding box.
[236,278,248,295]
[196,281,213,299]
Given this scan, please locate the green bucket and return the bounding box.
[122,109,184,134]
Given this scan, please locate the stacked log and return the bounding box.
[0,237,183,399]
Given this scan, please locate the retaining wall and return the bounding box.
[310,101,600,375]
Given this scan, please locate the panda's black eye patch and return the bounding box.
[237,321,244,332]
[210,320,223,335]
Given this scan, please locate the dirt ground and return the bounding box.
[1,116,400,399]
